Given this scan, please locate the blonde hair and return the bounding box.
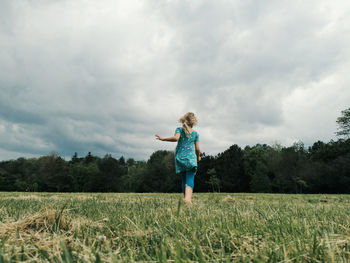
[178,112,198,136]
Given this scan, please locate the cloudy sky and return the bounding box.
[1,0,350,161]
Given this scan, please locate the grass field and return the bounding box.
[0,192,349,262]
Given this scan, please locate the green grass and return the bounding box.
[0,192,349,262]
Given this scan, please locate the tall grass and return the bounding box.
[0,192,349,262]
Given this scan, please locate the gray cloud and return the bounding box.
[1,0,350,160]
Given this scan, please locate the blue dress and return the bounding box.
[174,127,199,174]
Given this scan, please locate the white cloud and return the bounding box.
[0,0,350,160]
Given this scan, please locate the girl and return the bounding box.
[155,112,201,204]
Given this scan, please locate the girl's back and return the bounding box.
[174,127,199,173]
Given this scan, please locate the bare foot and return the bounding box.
[183,199,192,205]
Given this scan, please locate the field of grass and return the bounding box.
[0,192,349,262]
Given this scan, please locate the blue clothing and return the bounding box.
[181,168,196,193]
[174,127,199,174]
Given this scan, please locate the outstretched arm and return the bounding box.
[155,133,180,142]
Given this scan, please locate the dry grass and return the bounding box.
[0,192,349,262]
[221,195,235,203]
[0,195,43,201]
[0,208,112,262]
[0,209,68,236]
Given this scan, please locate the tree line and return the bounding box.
[0,108,349,193]
[0,138,349,194]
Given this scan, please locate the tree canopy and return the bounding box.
[336,107,350,138]
[0,137,349,194]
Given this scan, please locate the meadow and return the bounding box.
[0,192,349,262]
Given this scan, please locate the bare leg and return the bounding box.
[183,184,193,204]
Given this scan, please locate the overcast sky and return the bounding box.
[1,0,350,161]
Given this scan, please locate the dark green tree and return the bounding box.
[141,150,178,192]
[275,142,308,193]
[206,168,221,192]
[336,107,350,138]
[39,153,70,192]
[243,145,272,193]
[97,154,124,192]
[195,154,215,192]
[120,161,147,192]
[214,145,247,192]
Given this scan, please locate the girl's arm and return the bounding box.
[155,133,180,142]
[195,141,201,162]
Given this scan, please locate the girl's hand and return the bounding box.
[155,134,164,141]
[197,156,201,162]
